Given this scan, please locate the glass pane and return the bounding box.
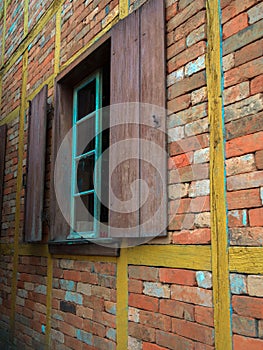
[74,194,94,233]
[76,115,95,155]
[76,155,95,193]
[77,80,96,120]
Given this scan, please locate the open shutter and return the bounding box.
[25,85,48,242]
[0,124,7,234]
[109,10,140,237]
[50,83,72,241]
[140,0,167,236]
[109,0,166,238]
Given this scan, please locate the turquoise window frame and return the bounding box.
[68,71,102,239]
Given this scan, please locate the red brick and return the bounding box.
[166,3,178,21]
[169,163,209,183]
[228,210,247,227]
[168,41,206,73]
[129,293,159,312]
[172,318,214,345]
[230,227,263,246]
[224,82,249,106]
[169,213,195,231]
[249,208,263,226]
[251,74,263,94]
[233,334,263,350]
[171,285,213,307]
[129,322,155,342]
[83,319,106,337]
[128,279,143,294]
[156,330,195,350]
[232,314,257,337]
[227,171,263,191]
[194,306,214,327]
[63,270,81,281]
[172,228,211,244]
[255,150,263,169]
[232,295,263,318]
[174,10,206,42]
[168,71,206,99]
[168,152,193,170]
[167,94,191,114]
[222,0,259,24]
[160,299,195,321]
[225,57,263,88]
[128,266,158,281]
[226,132,263,158]
[194,344,214,350]
[227,189,261,209]
[223,13,248,39]
[235,39,263,67]
[140,310,171,331]
[226,113,263,141]
[167,39,186,60]
[159,268,197,286]
[143,343,167,350]
[170,134,209,156]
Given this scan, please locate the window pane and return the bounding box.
[77,80,96,120]
[76,155,94,193]
[76,115,95,155]
[74,194,94,233]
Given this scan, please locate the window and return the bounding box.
[49,0,166,255]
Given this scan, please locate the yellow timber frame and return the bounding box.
[0,0,263,349]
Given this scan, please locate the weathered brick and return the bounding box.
[169,213,195,230]
[128,266,158,282]
[248,2,263,24]
[228,209,248,227]
[233,334,263,350]
[255,150,263,169]
[227,171,263,191]
[189,179,210,197]
[142,342,167,350]
[172,228,211,244]
[129,322,155,342]
[230,227,263,246]
[169,195,210,215]
[194,212,210,228]
[232,314,257,337]
[249,208,263,227]
[140,310,171,331]
[226,113,263,141]
[167,67,184,87]
[171,284,213,307]
[167,94,191,113]
[259,320,263,339]
[185,117,209,137]
[221,0,259,24]
[167,39,186,60]
[186,24,206,47]
[170,134,209,156]
[226,154,256,176]
[128,307,140,323]
[168,71,206,99]
[169,153,193,170]
[223,13,248,39]
[247,275,263,297]
[224,81,250,106]
[230,274,247,295]
[194,306,214,327]
[169,164,209,184]
[223,19,263,56]
[185,55,205,77]
[143,282,170,299]
[232,295,263,319]
[191,86,207,105]
[128,279,143,294]
[156,330,195,350]
[168,126,185,142]
[251,74,263,94]
[235,39,263,67]
[172,318,214,345]
[128,336,142,350]
[196,271,212,289]
[223,53,235,72]
[168,103,207,128]
[160,299,195,321]
[225,57,263,88]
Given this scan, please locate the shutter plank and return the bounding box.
[109,11,140,237]
[50,83,72,241]
[140,0,167,237]
[25,85,48,242]
[0,124,7,234]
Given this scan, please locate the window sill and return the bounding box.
[48,238,120,256]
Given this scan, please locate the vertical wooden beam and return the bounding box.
[45,254,53,350]
[119,0,129,19]
[54,7,61,75]
[206,1,232,349]
[23,0,29,37]
[9,50,28,341]
[116,248,128,350]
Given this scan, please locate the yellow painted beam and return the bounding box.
[45,254,53,350]
[1,0,7,66]
[127,245,211,270]
[9,50,28,341]
[119,0,129,19]
[206,0,232,349]
[23,0,29,37]
[0,107,20,126]
[229,247,263,274]
[54,6,62,76]
[116,248,128,350]
[19,244,49,257]
[0,243,14,255]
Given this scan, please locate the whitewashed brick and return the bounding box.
[247,275,263,297]
[194,212,210,228]
[225,154,256,176]
[168,183,189,199]
[194,147,210,164]
[248,3,263,24]
[191,86,207,105]
[168,126,185,141]
[189,179,210,197]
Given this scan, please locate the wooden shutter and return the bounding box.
[109,0,166,238]
[50,83,72,241]
[0,124,7,234]
[25,85,48,242]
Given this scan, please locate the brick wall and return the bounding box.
[0,0,262,349]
